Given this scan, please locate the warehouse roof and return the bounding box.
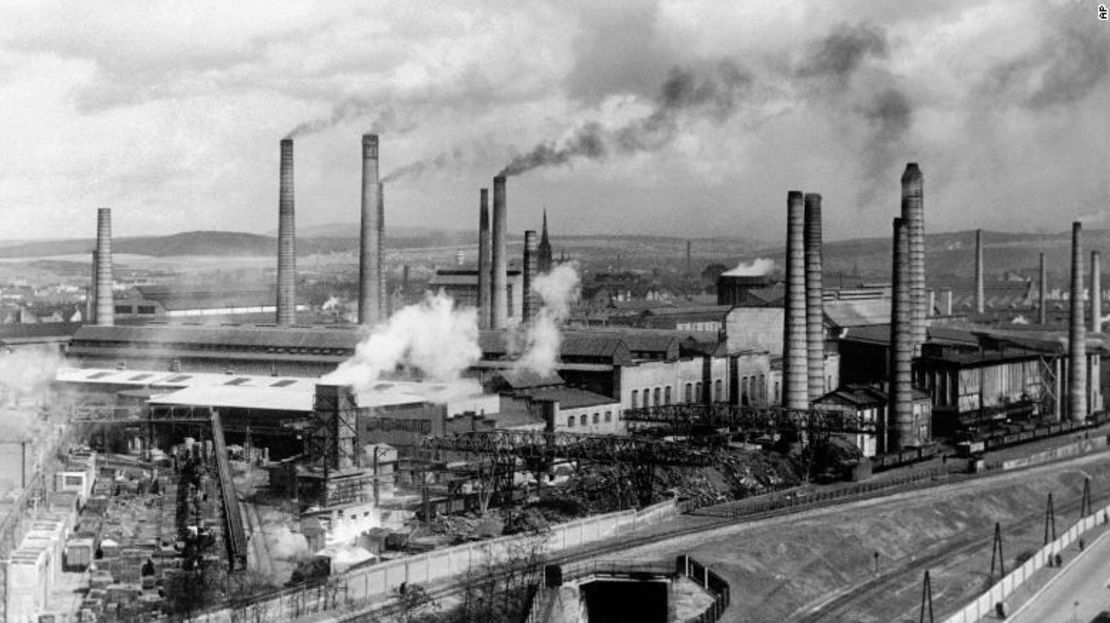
[128,286,290,311]
[510,386,619,409]
[71,324,360,351]
[824,300,891,329]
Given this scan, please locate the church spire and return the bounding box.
[537,208,553,273]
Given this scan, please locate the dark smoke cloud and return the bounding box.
[857,87,913,206]
[795,23,887,83]
[284,101,399,139]
[498,122,607,177]
[981,1,1108,111]
[382,136,507,184]
[498,61,750,177]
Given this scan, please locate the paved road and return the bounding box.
[1012,530,1110,623]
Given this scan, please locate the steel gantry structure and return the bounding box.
[621,402,880,438]
[421,429,715,507]
[65,403,249,571]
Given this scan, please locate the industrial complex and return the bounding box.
[0,128,1105,623]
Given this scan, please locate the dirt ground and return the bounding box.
[586,451,1110,622]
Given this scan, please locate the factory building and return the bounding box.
[428,268,524,323]
[812,385,930,457]
[111,285,309,323]
[67,324,358,377]
[836,324,1106,434]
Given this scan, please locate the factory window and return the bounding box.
[774,381,781,402]
[685,383,693,403]
[593,413,599,424]
[137,306,156,315]
[114,305,132,314]
[567,416,574,428]
[758,375,765,400]
[653,388,661,406]
[580,414,587,426]
[642,390,650,408]
[664,386,672,404]
[741,376,749,402]
[631,390,639,407]
[605,411,612,422]
[695,382,703,401]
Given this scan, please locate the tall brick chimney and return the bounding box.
[358,134,381,325]
[277,139,296,325]
[95,209,114,326]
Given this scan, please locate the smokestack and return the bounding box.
[901,163,925,351]
[942,288,953,316]
[276,139,296,325]
[491,176,508,329]
[686,240,692,273]
[523,230,538,323]
[804,193,825,400]
[1039,253,1048,325]
[783,191,808,410]
[95,208,114,326]
[478,189,491,329]
[1092,251,1102,333]
[88,250,98,324]
[358,134,381,326]
[378,182,387,319]
[975,229,984,314]
[890,217,914,450]
[1069,222,1087,421]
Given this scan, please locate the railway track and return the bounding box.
[243,444,1110,622]
[793,487,1110,621]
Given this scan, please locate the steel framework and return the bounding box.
[622,402,879,435]
[421,430,715,507]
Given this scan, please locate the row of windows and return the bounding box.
[89,340,353,357]
[739,375,767,403]
[114,305,157,315]
[631,380,723,408]
[566,411,614,427]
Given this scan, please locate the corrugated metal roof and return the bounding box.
[131,286,284,311]
[511,386,619,409]
[72,324,360,350]
[824,300,891,328]
[149,385,315,412]
[0,322,81,341]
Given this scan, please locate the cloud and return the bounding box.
[0,1,1105,241]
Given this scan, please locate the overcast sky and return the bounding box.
[0,0,1106,242]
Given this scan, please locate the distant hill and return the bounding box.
[0,228,475,259]
[0,231,277,259]
[752,228,1110,283]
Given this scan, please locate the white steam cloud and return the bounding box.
[323,292,482,392]
[267,525,310,560]
[722,258,775,277]
[512,263,580,376]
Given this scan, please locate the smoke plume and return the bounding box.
[498,61,751,177]
[795,23,887,84]
[267,525,310,559]
[0,347,62,411]
[324,292,481,390]
[722,258,775,277]
[285,103,398,140]
[857,87,913,207]
[382,137,507,184]
[512,263,580,376]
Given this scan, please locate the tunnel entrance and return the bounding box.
[580,579,669,623]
